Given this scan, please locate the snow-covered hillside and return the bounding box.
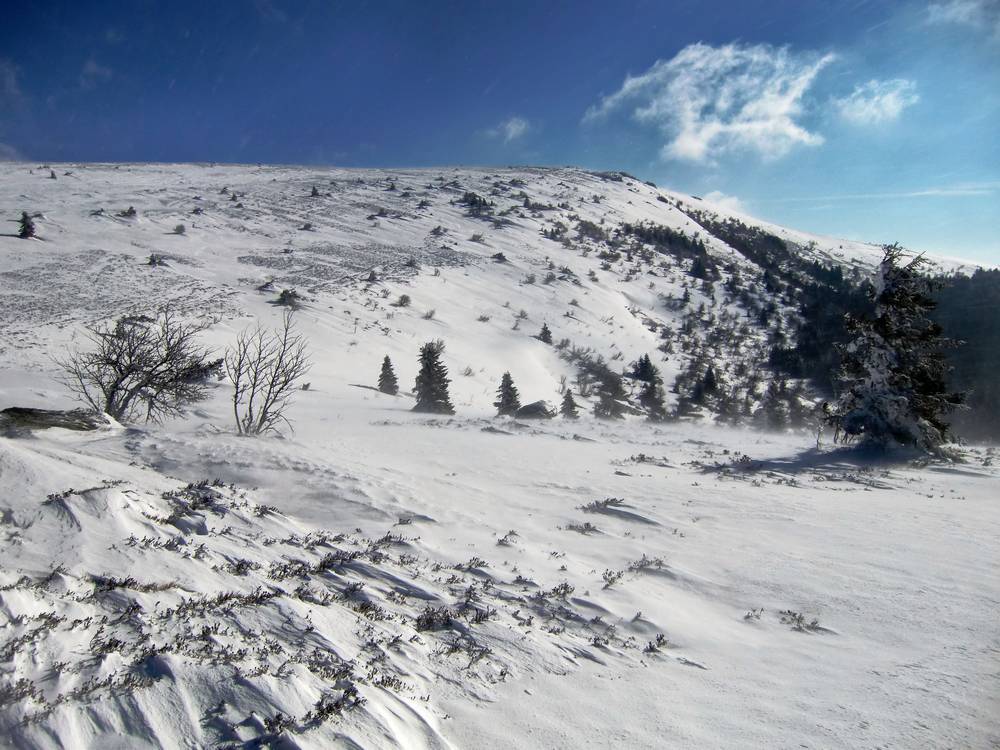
[1,163,997,748]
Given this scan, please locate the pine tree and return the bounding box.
[560,388,580,419]
[413,341,454,414]
[756,379,787,431]
[378,355,399,395]
[827,244,964,452]
[703,365,718,394]
[593,373,627,419]
[538,323,553,344]
[639,380,668,421]
[631,353,658,382]
[17,211,35,239]
[494,372,521,416]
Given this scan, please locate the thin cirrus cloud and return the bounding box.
[760,181,1000,203]
[927,0,1000,39]
[583,42,835,163]
[487,116,530,144]
[833,79,919,126]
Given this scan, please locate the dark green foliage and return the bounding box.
[276,289,301,307]
[413,342,454,414]
[593,373,627,419]
[460,191,492,217]
[575,220,607,242]
[756,379,788,431]
[494,372,521,417]
[560,389,579,419]
[827,245,964,451]
[638,381,668,422]
[378,355,399,396]
[538,323,552,344]
[17,211,35,239]
[619,221,716,279]
[630,354,658,383]
[929,268,1000,440]
[703,366,718,395]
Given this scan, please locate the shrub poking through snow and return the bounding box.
[276,289,301,307]
[413,341,454,414]
[378,355,399,395]
[225,310,311,435]
[538,322,552,344]
[494,372,521,417]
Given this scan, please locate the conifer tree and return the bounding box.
[826,244,964,451]
[17,211,35,239]
[631,353,658,382]
[310,185,319,197]
[703,365,718,394]
[593,373,627,419]
[494,372,521,416]
[413,341,454,414]
[538,322,552,344]
[756,379,788,431]
[378,355,399,395]
[560,388,579,419]
[639,380,668,421]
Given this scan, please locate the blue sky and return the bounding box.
[1,0,998,262]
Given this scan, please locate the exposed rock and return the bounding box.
[515,401,556,420]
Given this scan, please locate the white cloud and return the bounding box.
[488,116,530,143]
[702,190,746,213]
[584,42,835,163]
[928,0,1000,38]
[834,79,919,126]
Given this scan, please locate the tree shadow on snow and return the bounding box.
[703,444,931,478]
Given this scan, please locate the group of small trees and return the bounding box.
[52,235,958,453]
[377,350,582,420]
[60,309,309,435]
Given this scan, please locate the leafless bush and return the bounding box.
[57,309,216,422]
[225,310,310,435]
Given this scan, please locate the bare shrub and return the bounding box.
[225,311,310,435]
[57,310,216,422]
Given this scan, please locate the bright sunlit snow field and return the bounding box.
[0,163,997,749]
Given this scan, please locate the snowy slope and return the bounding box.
[1,163,998,749]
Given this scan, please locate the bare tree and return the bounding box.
[58,310,217,422]
[225,310,310,435]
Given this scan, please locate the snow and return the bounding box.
[1,162,997,748]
